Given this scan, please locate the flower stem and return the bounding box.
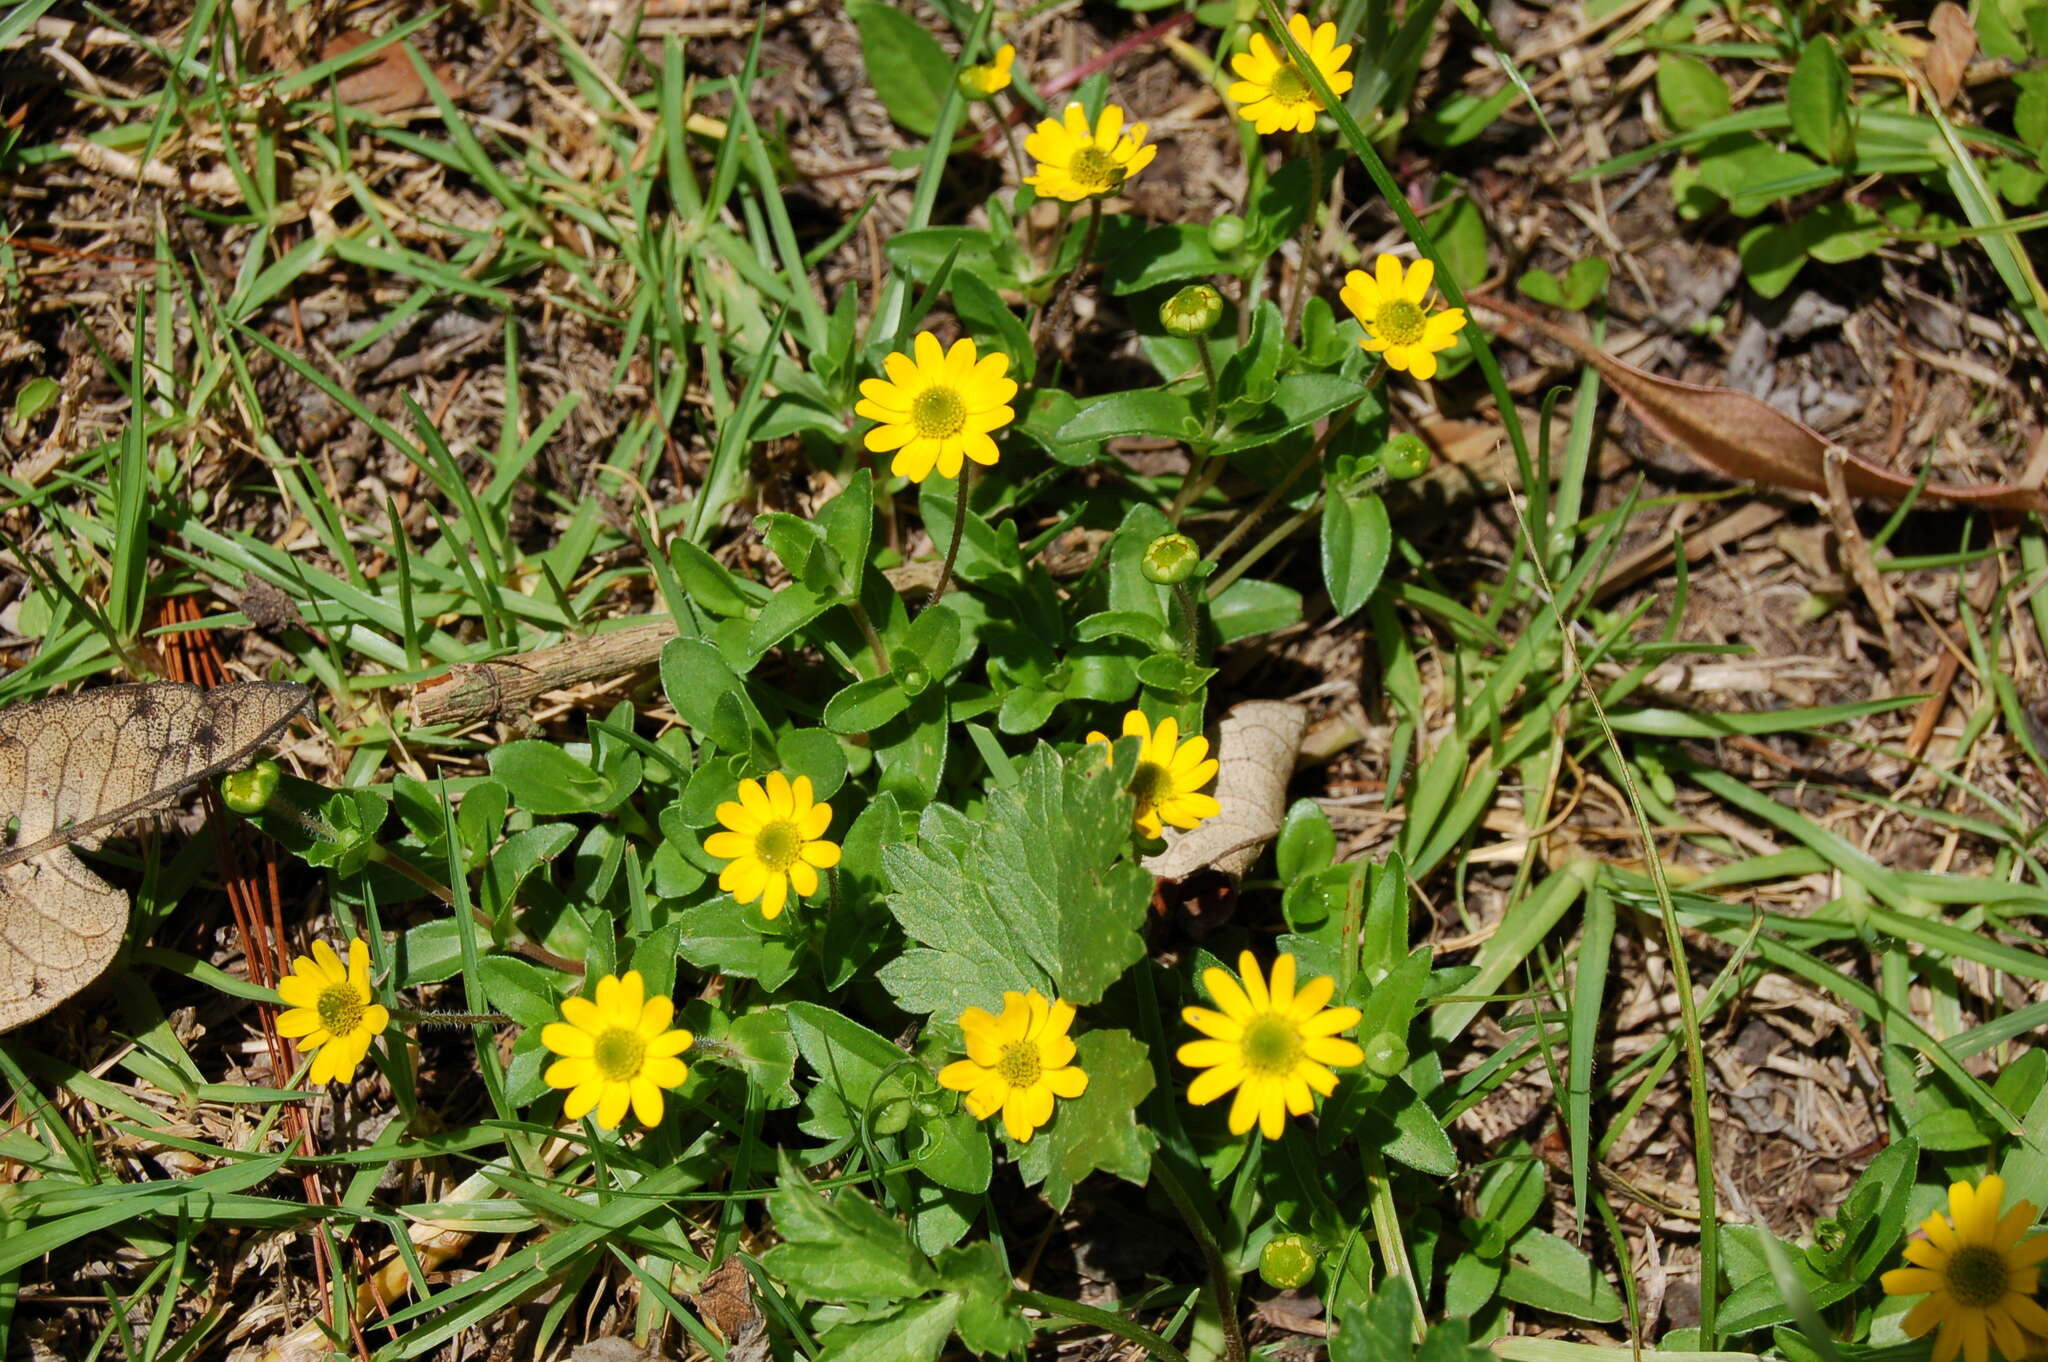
[1196,333,1220,438]
[1152,1153,1247,1362]
[1037,196,1103,354]
[1170,580,1201,661]
[1209,498,1319,598]
[1167,454,1223,526]
[848,597,891,675]
[930,468,972,605]
[1286,134,1325,338]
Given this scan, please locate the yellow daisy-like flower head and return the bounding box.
[1880,1174,2048,1362]
[541,970,693,1131]
[1086,709,1221,838]
[1228,13,1355,135]
[1023,102,1158,203]
[1178,951,1363,1139]
[855,331,1017,484]
[703,770,842,920]
[275,937,391,1087]
[1338,253,1469,381]
[938,989,1089,1143]
[961,43,1015,98]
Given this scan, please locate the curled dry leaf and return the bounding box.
[322,30,459,115]
[1923,3,1977,108]
[1143,700,1306,881]
[0,682,310,1032]
[1477,295,2048,514]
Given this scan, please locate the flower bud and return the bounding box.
[1259,1233,1320,1289]
[1160,284,1223,339]
[1380,433,1431,480]
[1206,214,1247,254]
[221,760,281,815]
[1141,533,1200,585]
[1362,1030,1409,1077]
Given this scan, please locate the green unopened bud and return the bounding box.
[221,760,281,815]
[1207,214,1247,254]
[1380,433,1431,480]
[1259,1233,1320,1289]
[1141,533,1200,585]
[1161,284,1224,339]
[1362,1030,1409,1077]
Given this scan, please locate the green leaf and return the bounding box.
[785,1001,919,1138]
[845,1,953,136]
[661,637,764,742]
[1275,797,1337,882]
[1321,488,1391,619]
[1788,35,1853,165]
[760,1153,936,1303]
[1055,388,1200,446]
[672,898,801,990]
[1658,53,1731,132]
[935,1242,1032,1356]
[749,582,836,659]
[820,1297,961,1362]
[879,745,1151,1014]
[910,1104,991,1194]
[1210,577,1303,642]
[1737,220,1811,300]
[1011,1028,1157,1210]
[1499,1227,1624,1321]
[1423,189,1488,291]
[1518,268,1567,308]
[1379,1075,1458,1176]
[815,469,875,596]
[826,675,912,734]
[477,956,561,1028]
[1212,373,1363,456]
[486,740,614,815]
[1103,223,1233,294]
[717,1007,798,1108]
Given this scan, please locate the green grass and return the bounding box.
[1,2,2045,1361]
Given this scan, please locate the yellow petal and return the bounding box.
[1201,966,1254,1020]
[939,1059,988,1092]
[1187,1063,1243,1106]
[1238,951,1270,1011]
[595,1082,631,1131]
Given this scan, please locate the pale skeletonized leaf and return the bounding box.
[0,682,310,1032]
[1144,700,1306,881]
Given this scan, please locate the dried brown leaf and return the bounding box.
[1143,701,1305,881]
[0,682,309,1031]
[1478,296,2048,513]
[1925,3,1977,108]
[322,30,457,114]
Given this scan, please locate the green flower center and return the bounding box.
[594,1026,648,1083]
[316,984,365,1039]
[1130,760,1173,820]
[1270,63,1312,105]
[1068,145,1124,194]
[996,1040,1043,1089]
[1373,299,1427,346]
[1943,1243,2010,1308]
[911,385,967,439]
[1241,1014,1303,1076]
[753,819,803,872]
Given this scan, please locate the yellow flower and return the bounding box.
[275,937,391,1086]
[962,43,1015,97]
[1178,951,1363,1139]
[1086,709,1221,838]
[855,331,1018,483]
[1228,13,1354,135]
[1338,253,1469,381]
[938,989,1088,1142]
[1880,1174,2048,1362]
[541,970,693,1131]
[1023,102,1157,202]
[703,770,842,919]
